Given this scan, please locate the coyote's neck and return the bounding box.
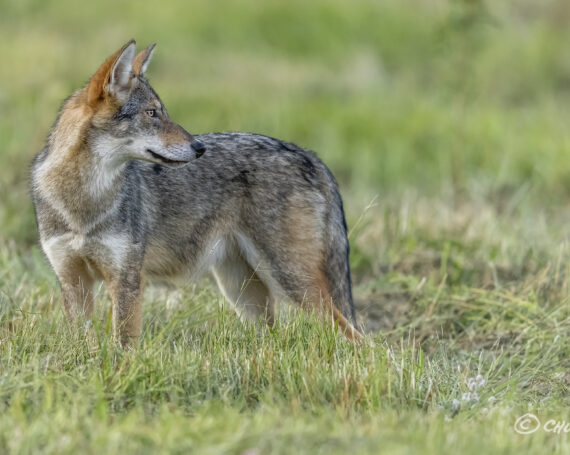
[36,93,126,233]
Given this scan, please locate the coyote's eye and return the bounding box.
[145,109,157,118]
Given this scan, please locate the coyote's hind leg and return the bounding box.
[212,249,274,326]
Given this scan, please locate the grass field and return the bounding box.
[0,0,569,453]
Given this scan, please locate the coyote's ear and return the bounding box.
[133,43,156,76]
[87,39,136,107]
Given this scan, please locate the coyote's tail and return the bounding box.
[323,182,358,328]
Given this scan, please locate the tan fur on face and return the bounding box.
[159,121,191,149]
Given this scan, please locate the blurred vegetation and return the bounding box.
[0,0,569,246]
[0,1,569,453]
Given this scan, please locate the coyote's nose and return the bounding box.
[192,140,206,158]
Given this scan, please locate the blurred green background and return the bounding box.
[0,0,569,245]
[1,3,569,453]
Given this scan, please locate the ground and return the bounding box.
[0,1,569,453]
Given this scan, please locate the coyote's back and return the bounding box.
[31,40,361,346]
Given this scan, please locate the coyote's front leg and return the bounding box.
[42,235,95,325]
[104,261,145,348]
[57,257,95,324]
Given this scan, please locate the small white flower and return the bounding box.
[452,399,460,410]
[462,392,471,402]
[487,396,496,404]
[476,374,486,388]
[471,391,479,402]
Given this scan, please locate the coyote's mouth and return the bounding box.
[146,149,189,165]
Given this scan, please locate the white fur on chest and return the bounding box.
[33,148,125,234]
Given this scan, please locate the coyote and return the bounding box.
[31,40,361,346]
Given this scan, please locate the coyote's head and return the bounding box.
[83,39,205,167]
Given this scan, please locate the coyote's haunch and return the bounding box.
[31,40,362,346]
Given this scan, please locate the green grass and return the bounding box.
[0,0,569,453]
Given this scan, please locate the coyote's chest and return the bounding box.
[34,153,125,235]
